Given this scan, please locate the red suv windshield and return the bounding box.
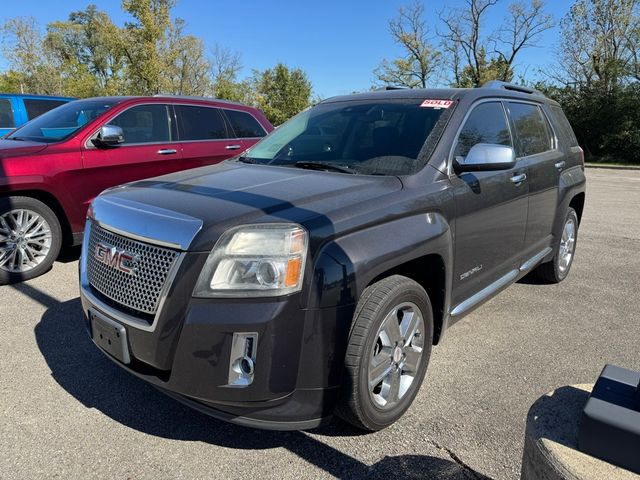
[8,99,120,143]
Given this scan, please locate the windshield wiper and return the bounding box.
[7,136,25,141]
[294,161,357,174]
[236,156,260,164]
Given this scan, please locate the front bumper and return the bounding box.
[79,223,355,429]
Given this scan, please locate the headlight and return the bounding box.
[193,224,308,298]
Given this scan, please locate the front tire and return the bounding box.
[534,207,579,284]
[336,275,433,431]
[0,196,62,284]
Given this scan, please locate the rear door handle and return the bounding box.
[225,144,242,150]
[511,173,527,184]
[157,149,177,155]
[555,161,566,170]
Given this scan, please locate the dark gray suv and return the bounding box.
[79,81,586,431]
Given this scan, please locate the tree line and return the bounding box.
[1,0,639,162]
[376,0,639,163]
[0,1,312,126]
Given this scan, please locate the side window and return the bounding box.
[454,102,512,158]
[24,99,68,120]
[0,99,14,128]
[548,105,578,147]
[224,109,266,138]
[507,102,552,156]
[176,105,228,140]
[107,104,171,145]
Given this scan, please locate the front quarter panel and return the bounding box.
[309,212,453,310]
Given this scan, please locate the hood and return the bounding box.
[97,161,403,251]
[0,139,48,158]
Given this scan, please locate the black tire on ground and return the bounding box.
[0,196,62,285]
[336,275,433,431]
[534,207,579,284]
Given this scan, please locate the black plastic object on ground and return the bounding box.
[579,364,640,474]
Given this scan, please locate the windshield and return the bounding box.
[242,100,447,175]
[8,98,120,143]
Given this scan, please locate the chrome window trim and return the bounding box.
[448,98,515,175]
[84,102,174,150]
[84,101,267,150]
[80,220,186,332]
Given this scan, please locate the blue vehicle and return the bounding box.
[0,93,74,136]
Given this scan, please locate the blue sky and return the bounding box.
[1,0,573,98]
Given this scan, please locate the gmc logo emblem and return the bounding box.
[94,243,137,276]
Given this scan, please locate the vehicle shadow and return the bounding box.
[19,282,490,480]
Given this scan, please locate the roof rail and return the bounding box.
[151,94,246,106]
[375,86,408,91]
[482,81,543,96]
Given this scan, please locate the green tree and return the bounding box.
[1,17,61,94]
[164,19,211,95]
[120,0,175,94]
[210,44,252,103]
[439,0,553,87]
[253,63,312,125]
[374,1,441,88]
[0,70,24,93]
[552,0,639,90]
[44,5,126,97]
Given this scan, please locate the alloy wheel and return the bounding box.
[368,302,426,409]
[0,209,53,273]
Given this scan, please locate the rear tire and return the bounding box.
[336,275,433,431]
[0,196,62,285]
[534,207,579,284]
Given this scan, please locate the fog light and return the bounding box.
[227,332,258,387]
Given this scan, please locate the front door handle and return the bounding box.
[225,144,241,150]
[157,149,177,155]
[510,173,527,184]
[555,160,566,170]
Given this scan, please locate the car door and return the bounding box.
[505,101,563,259]
[450,100,529,307]
[222,107,268,151]
[82,103,183,210]
[175,104,242,168]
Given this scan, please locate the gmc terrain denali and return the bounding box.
[80,82,586,431]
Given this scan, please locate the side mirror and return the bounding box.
[92,125,124,147]
[453,143,516,172]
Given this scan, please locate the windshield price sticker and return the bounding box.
[420,99,453,109]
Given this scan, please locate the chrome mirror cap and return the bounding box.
[94,125,125,147]
[454,143,516,172]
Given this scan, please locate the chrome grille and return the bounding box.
[87,224,180,316]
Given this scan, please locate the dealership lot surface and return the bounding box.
[1,168,638,480]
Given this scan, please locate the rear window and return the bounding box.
[176,105,228,141]
[225,109,266,138]
[0,99,14,128]
[244,100,447,176]
[548,105,578,147]
[24,99,68,120]
[507,102,553,157]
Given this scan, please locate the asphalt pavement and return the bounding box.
[1,168,639,480]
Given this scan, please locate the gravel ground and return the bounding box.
[1,168,638,480]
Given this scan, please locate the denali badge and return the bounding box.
[94,243,137,276]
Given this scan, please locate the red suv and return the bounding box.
[0,96,273,284]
